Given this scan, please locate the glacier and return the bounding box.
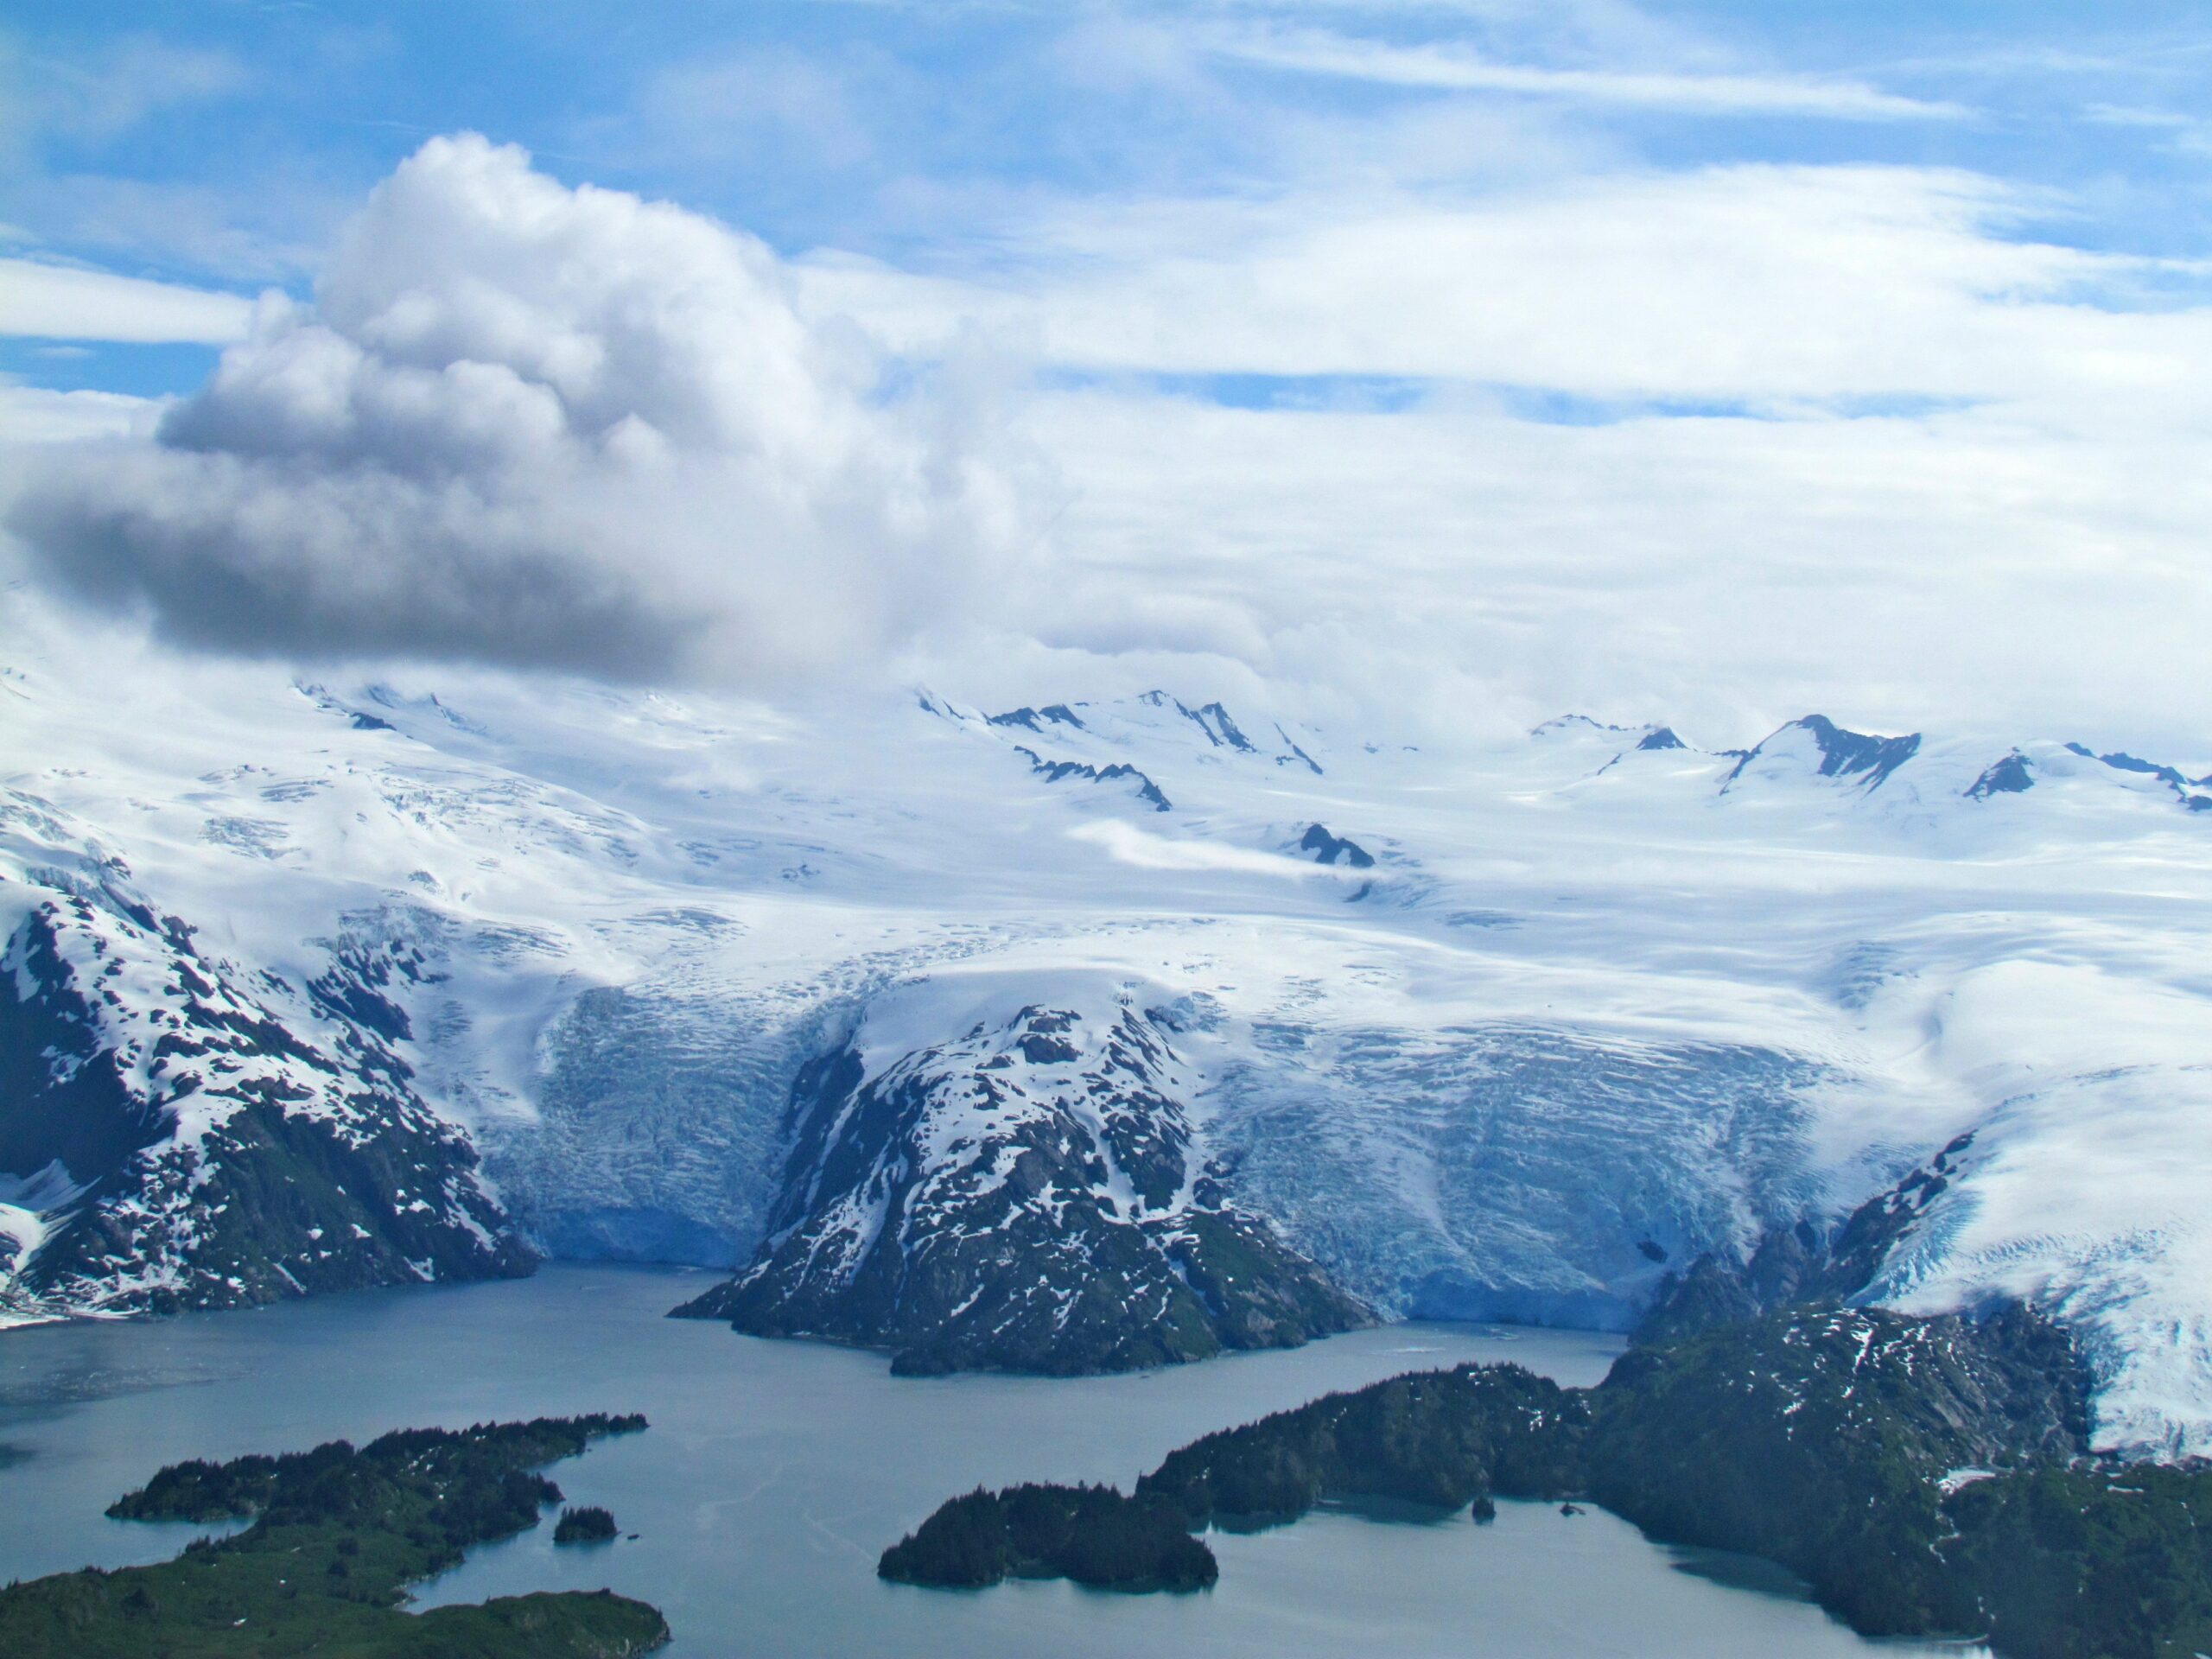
[3,594,2211,1452]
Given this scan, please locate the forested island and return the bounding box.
[556,1505,621,1544]
[885,1305,2212,1658]
[0,1414,666,1656]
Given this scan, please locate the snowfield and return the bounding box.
[3,594,2210,1452]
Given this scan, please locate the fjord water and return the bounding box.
[0,1266,1981,1657]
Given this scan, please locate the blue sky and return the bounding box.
[13,3,2212,363]
[4,2,2212,748]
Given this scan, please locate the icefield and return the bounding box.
[3,596,2210,1455]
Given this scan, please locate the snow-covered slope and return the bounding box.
[4,594,2212,1451]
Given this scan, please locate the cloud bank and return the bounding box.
[10,134,1031,683]
[11,0,2212,759]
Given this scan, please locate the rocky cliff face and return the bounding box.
[674,996,1370,1374]
[0,848,531,1323]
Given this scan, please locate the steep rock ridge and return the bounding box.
[1274,726,1324,775]
[2064,742,2212,811]
[968,690,1335,813]
[986,703,1085,734]
[957,690,1331,785]
[1139,690,1255,753]
[1011,746,1173,813]
[673,990,1370,1374]
[0,802,530,1324]
[1723,715,1923,793]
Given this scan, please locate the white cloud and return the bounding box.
[1198,23,1963,120]
[798,164,2212,421]
[999,373,2212,753]
[1069,817,1366,879]
[8,134,1037,683]
[10,14,2210,760]
[0,385,159,443]
[0,257,255,342]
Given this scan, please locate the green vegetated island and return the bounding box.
[0,1413,667,1657]
[883,1305,2212,1659]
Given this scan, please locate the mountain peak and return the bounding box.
[1725,715,1922,792]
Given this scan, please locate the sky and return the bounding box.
[3,1,2211,754]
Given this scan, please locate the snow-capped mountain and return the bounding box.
[0,794,527,1319]
[673,979,1369,1373]
[5,594,2212,1454]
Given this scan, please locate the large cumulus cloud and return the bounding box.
[10,134,1033,682]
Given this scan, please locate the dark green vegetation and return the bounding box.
[0,1414,666,1657]
[879,1484,1217,1592]
[878,1363,1586,1592]
[1139,1360,1587,1527]
[555,1506,620,1545]
[887,1305,2212,1658]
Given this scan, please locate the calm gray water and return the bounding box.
[0,1264,1986,1657]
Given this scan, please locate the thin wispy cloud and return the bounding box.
[0,35,251,156]
[1197,23,1967,119]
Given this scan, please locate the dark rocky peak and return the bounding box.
[1797,715,1922,785]
[987,703,1086,734]
[1637,727,1687,752]
[1299,823,1375,868]
[1966,751,2035,800]
[1012,746,1172,812]
[1192,701,1256,753]
[2067,742,2188,789]
[2063,742,2212,810]
[1138,690,1256,753]
[1725,715,1921,791]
